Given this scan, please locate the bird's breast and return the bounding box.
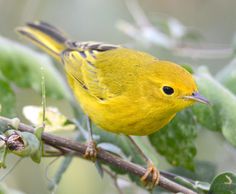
[76,89,175,136]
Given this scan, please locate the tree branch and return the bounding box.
[0,116,197,194]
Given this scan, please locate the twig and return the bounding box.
[0,116,197,194]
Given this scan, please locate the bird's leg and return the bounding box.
[84,117,97,161]
[127,136,160,189]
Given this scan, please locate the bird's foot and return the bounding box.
[84,140,97,161]
[141,160,160,190]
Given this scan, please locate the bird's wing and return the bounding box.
[62,41,123,100]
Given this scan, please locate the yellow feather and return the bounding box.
[17,21,202,136]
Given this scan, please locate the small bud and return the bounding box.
[3,129,40,158]
[6,133,24,151]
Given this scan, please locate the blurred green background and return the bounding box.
[0,0,236,193]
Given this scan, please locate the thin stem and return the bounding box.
[41,67,46,128]
[126,135,149,162]
[86,116,93,142]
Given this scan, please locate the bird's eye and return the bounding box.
[162,86,174,95]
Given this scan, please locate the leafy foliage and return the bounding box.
[216,58,236,94]
[149,109,197,170]
[170,161,217,183]
[193,67,236,146]
[0,78,15,116]
[209,172,236,194]
[0,37,69,103]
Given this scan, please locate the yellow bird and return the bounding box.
[17,21,208,187]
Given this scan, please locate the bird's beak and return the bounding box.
[183,92,209,105]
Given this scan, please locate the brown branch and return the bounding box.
[0,116,197,194]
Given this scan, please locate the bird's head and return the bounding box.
[147,60,209,112]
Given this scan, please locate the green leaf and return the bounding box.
[17,131,40,157]
[181,64,194,74]
[209,172,236,194]
[95,161,104,178]
[0,78,15,117]
[31,126,44,163]
[98,142,126,158]
[0,144,7,169]
[0,36,69,99]
[216,58,236,94]
[174,176,209,193]
[193,67,236,146]
[170,161,217,182]
[149,109,197,170]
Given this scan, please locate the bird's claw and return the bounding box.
[140,161,160,190]
[84,141,97,161]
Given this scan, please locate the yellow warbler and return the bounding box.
[17,21,208,186]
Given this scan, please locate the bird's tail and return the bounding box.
[16,21,68,60]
